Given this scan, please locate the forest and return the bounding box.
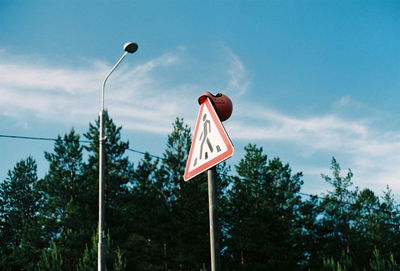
[1,112,400,271]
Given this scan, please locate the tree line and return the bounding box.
[1,113,400,270]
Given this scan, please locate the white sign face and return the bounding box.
[184,98,234,181]
[187,104,228,172]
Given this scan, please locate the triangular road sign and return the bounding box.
[184,98,234,181]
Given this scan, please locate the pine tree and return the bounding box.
[0,157,42,269]
[76,231,126,271]
[122,153,169,270]
[38,129,87,270]
[113,248,127,271]
[37,240,63,271]
[76,233,98,271]
[351,187,400,268]
[369,249,400,271]
[160,117,211,270]
[317,157,357,263]
[225,144,304,271]
[83,111,134,269]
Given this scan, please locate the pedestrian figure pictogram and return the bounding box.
[193,114,222,167]
[184,97,234,181]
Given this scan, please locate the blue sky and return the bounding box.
[1,0,400,197]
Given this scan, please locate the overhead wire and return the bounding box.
[0,133,155,158]
[1,133,399,217]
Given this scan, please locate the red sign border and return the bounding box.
[184,98,234,181]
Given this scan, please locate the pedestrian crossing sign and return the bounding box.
[184,97,234,181]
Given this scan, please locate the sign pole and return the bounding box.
[208,166,221,271]
[184,92,233,271]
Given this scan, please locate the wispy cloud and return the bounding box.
[228,103,367,146]
[224,47,251,97]
[2,47,400,195]
[0,45,252,134]
[0,48,190,133]
[227,99,400,195]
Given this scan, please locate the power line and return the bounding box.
[0,133,162,158]
[1,133,399,217]
[0,134,60,142]
[127,148,166,161]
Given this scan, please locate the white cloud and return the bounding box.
[226,99,400,195]
[228,103,368,146]
[0,46,250,134]
[2,47,400,196]
[335,95,351,107]
[0,49,188,131]
[224,47,251,97]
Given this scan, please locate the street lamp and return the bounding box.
[98,42,138,271]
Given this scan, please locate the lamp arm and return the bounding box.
[101,51,128,111]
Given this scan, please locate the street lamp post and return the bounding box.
[98,42,138,271]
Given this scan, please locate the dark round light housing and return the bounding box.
[124,42,138,54]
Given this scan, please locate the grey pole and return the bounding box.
[208,166,221,271]
[98,110,106,271]
[98,42,138,271]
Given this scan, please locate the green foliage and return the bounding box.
[159,117,210,270]
[83,111,135,253]
[113,248,127,271]
[369,248,400,271]
[314,158,400,270]
[322,251,355,271]
[3,116,400,270]
[122,153,169,270]
[224,144,304,270]
[0,156,42,269]
[321,249,400,271]
[76,232,98,271]
[37,240,63,271]
[76,231,126,271]
[38,130,87,269]
[322,257,347,271]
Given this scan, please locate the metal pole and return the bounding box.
[208,166,221,271]
[98,110,106,271]
[101,52,128,111]
[98,52,127,271]
[97,43,137,271]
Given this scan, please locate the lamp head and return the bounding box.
[124,42,138,54]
